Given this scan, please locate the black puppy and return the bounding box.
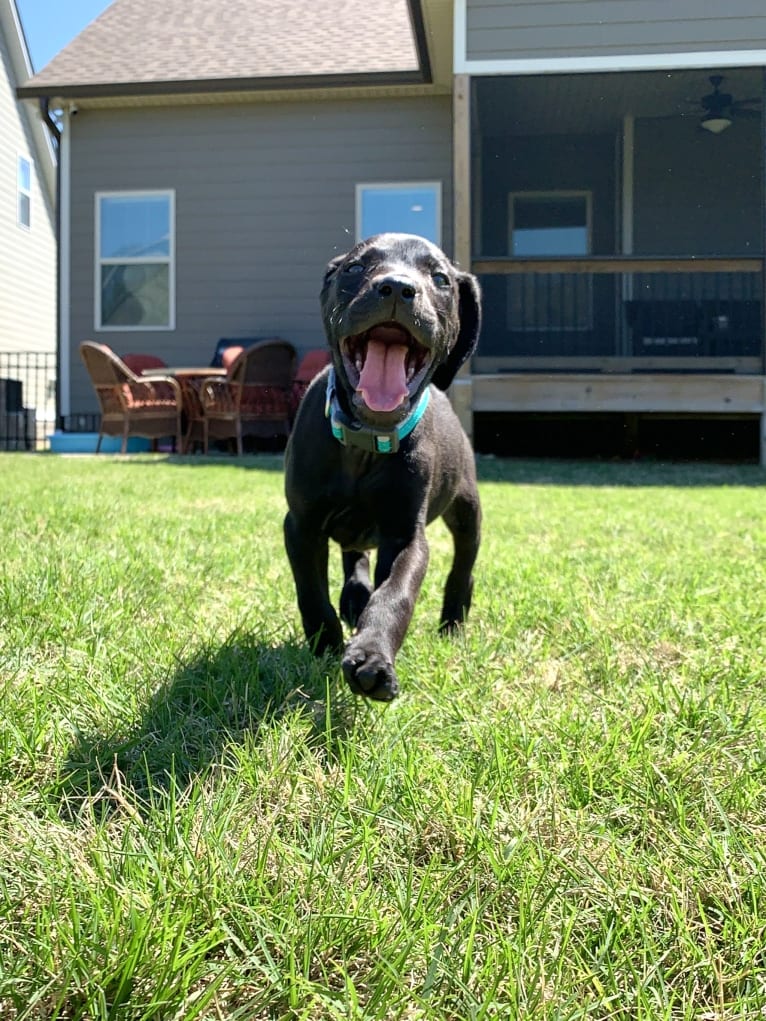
[284,233,482,701]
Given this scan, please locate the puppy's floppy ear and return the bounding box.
[431,270,482,391]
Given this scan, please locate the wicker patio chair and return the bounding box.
[79,340,183,454]
[199,338,297,454]
[120,352,179,404]
[221,345,245,370]
[181,346,244,452]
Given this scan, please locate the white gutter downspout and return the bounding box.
[59,105,72,420]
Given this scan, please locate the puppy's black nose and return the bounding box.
[376,274,418,302]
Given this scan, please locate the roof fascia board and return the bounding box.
[17,67,430,101]
[407,0,432,82]
[0,0,32,77]
[2,0,56,205]
[455,49,766,76]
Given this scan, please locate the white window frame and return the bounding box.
[355,181,442,245]
[17,154,32,229]
[94,189,176,332]
[508,189,592,257]
[507,189,593,332]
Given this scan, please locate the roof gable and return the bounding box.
[19,0,428,99]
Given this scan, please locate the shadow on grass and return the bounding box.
[475,455,766,488]
[56,634,360,822]
[112,453,766,488]
[121,451,766,487]
[120,452,286,471]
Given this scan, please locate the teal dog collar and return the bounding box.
[325,367,430,454]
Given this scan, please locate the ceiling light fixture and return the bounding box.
[700,113,732,133]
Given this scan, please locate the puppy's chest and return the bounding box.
[320,469,415,551]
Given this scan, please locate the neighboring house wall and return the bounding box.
[464,0,766,63]
[68,94,452,415]
[0,15,55,354]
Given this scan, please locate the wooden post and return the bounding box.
[453,73,471,272]
[452,72,474,439]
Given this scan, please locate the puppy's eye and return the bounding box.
[345,261,365,274]
[432,271,450,288]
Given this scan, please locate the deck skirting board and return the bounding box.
[471,373,766,464]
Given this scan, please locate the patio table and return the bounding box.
[141,367,227,452]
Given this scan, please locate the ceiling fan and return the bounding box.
[690,74,761,133]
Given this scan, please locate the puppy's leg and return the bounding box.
[284,511,343,655]
[340,551,372,627]
[342,532,429,701]
[439,485,481,633]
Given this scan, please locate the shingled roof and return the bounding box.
[18,0,430,99]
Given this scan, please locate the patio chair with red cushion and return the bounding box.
[79,341,183,453]
[221,345,245,371]
[291,348,331,414]
[179,344,247,453]
[121,353,168,374]
[199,338,297,454]
[120,352,178,404]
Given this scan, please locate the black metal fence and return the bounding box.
[0,352,56,451]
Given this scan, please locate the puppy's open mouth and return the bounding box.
[341,323,432,414]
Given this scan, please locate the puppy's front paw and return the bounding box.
[342,642,399,701]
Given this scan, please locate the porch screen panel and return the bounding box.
[508,193,591,333]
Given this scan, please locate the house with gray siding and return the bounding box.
[0,0,56,447]
[0,0,56,357]
[16,0,766,458]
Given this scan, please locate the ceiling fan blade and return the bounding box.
[733,108,761,119]
[649,111,698,120]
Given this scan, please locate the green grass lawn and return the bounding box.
[2,452,766,1020]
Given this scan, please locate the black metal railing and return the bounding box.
[473,256,764,370]
[0,352,56,451]
[60,413,100,432]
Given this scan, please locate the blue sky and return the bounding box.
[17,0,112,71]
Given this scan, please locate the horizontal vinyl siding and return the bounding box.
[68,96,452,414]
[465,0,766,63]
[0,29,56,355]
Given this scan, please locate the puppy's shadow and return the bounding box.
[57,635,358,822]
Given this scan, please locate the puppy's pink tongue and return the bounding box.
[357,341,409,412]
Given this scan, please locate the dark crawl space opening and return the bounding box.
[472,413,761,462]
